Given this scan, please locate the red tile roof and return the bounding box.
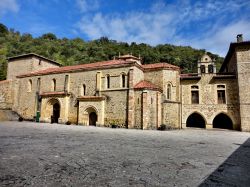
[134,80,162,91]
[17,59,135,77]
[16,57,179,78]
[142,63,179,71]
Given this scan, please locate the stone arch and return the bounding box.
[106,74,110,89]
[52,78,56,91]
[186,112,206,128]
[167,83,171,100]
[120,72,126,88]
[28,79,32,92]
[45,98,61,123]
[83,106,98,126]
[213,113,233,130]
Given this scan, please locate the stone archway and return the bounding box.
[213,113,233,130]
[83,106,98,126]
[186,113,206,128]
[44,98,61,123]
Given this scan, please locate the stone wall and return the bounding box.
[14,77,38,119]
[162,102,180,129]
[144,70,163,88]
[134,91,142,129]
[7,56,59,80]
[0,80,13,109]
[181,74,240,129]
[140,90,161,130]
[236,46,250,131]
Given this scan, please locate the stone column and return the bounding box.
[157,92,162,129]
[127,68,135,129]
[142,90,148,129]
[96,72,102,91]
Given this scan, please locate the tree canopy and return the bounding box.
[0,23,224,80]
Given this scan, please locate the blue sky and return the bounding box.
[0,0,250,57]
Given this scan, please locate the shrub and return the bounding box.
[158,124,166,131]
[65,121,71,125]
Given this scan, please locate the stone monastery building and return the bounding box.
[1,35,250,132]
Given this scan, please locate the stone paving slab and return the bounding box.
[0,121,249,186]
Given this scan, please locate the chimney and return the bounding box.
[237,34,243,43]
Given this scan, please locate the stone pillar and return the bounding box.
[157,92,162,129]
[206,124,213,129]
[142,91,148,129]
[127,68,135,129]
[96,71,102,92]
[64,75,69,93]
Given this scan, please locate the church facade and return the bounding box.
[1,35,250,131]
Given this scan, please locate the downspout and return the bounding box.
[180,78,182,129]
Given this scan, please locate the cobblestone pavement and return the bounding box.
[0,121,249,187]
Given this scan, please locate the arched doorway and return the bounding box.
[45,98,61,123]
[186,113,206,128]
[89,112,97,126]
[53,103,60,123]
[213,113,233,130]
[82,106,98,126]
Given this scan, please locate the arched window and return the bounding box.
[191,85,199,104]
[106,75,110,89]
[37,78,41,92]
[217,85,226,104]
[167,84,171,100]
[83,84,86,96]
[28,79,32,92]
[121,73,126,88]
[52,79,56,91]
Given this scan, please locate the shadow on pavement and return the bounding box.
[199,138,250,187]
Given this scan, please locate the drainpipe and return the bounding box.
[76,101,79,125]
[180,81,182,129]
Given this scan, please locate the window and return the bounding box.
[28,79,32,92]
[200,65,206,73]
[167,84,171,100]
[208,65,214,73]
[217,85,226,104]
[52,79,56,91]
[106,75,110,89]
[191,85,199,104]
[37,78,41,92]
[121,74,126,88]
[83,84,86,96]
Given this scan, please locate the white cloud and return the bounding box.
[76,0,250,56]
[0,0,19,15]
[187,21,250,56]
[76,0,99,13]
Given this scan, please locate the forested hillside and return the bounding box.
[0,23,223,80]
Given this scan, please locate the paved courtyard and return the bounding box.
[0,121,249,186]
